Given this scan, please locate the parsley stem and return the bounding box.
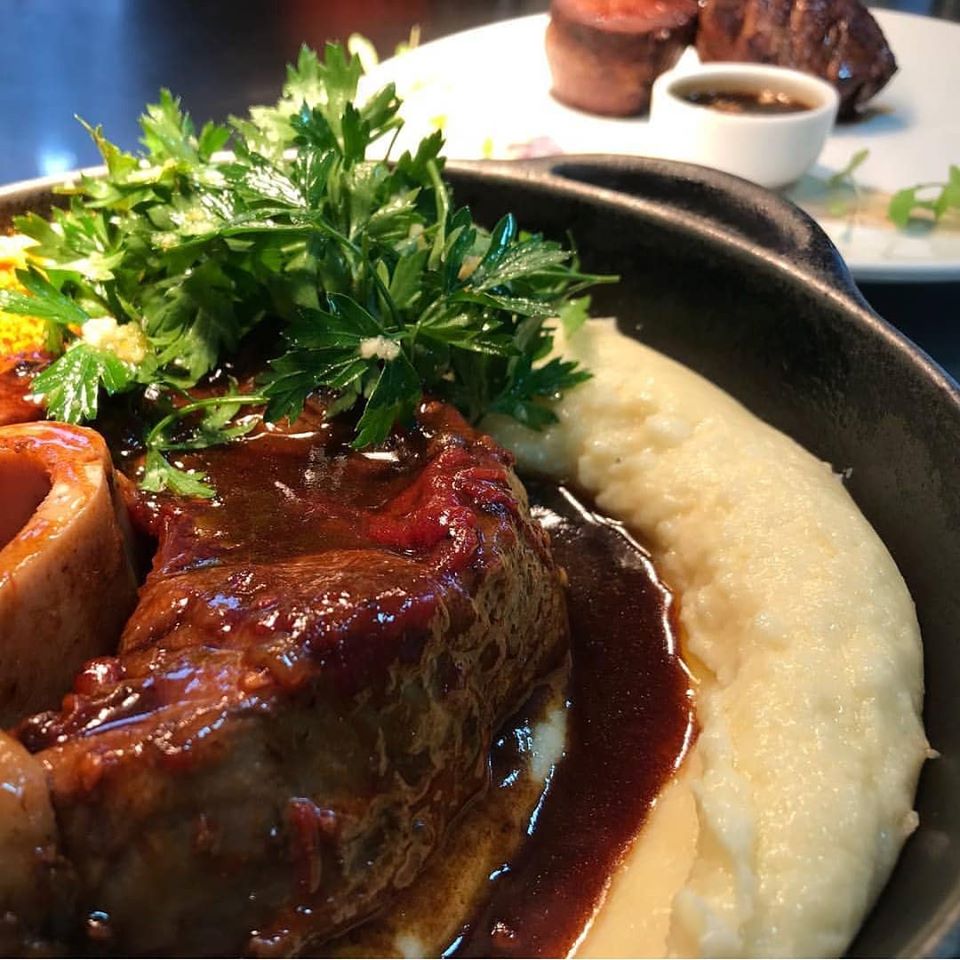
[426,159,448,271]
[383,124,402,163]
[146,394,267,448]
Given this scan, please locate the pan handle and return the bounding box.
[462,154,865,303]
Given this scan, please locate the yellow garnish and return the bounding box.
[81,316,148,364]
[0,235,46,356]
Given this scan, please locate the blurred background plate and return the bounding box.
[362,10,960,282]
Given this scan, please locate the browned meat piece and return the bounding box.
[546,0,699,116]
[10,400,569,957]
[695,0,898,119]
[0,732,59,957]
[0,353,48,426]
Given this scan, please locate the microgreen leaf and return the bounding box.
[888,164,960,228]
[888,187,921,228]
[828,148,870,188]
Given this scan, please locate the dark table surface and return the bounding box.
[1,0,957,379]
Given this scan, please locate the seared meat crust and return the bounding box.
[546,0,699,116]
[13,401,568,957]
[696,0,897,118]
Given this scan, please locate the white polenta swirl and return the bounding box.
[491,319,929,958]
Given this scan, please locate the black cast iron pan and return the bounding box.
[1,155,958,958]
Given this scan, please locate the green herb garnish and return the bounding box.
[828,148,870,190]
[824,147,870,218]
[888,165,960,228]
[0,43,611,496]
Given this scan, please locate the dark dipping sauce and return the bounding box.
[681,87,813,115]
[445,479,695,959]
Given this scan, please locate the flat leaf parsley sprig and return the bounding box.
[0,44,611,495]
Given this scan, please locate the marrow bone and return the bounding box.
[0,423,138,727]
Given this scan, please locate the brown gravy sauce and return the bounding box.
[440,480,696,958]
[681,88,813,115]
[99,395,695,956]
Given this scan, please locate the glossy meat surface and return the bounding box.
[695,0,897,118]
[12,401,568,956]
[0,353,47,427]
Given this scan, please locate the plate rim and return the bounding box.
[366,8,960,284]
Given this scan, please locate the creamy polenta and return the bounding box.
[491,319,929,958]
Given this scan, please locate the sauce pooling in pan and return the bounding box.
[446,480,695,958]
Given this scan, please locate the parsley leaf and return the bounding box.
[139,392,265,499]
[10,41,614,495]
[31,344,134,423]
[0,267,91,327]
[141,450,216,499]
[490,354,591,429]
[354,353,420,448]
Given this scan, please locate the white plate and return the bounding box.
[362,10,960,282]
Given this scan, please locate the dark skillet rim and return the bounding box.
[2,156,959,958]
[2,156,958,420]
[447,155,960,411]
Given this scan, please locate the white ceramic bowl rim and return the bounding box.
[657,63,841,124]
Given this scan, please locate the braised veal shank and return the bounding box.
[10,400,568,956]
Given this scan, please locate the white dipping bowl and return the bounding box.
[649,63,840,189]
